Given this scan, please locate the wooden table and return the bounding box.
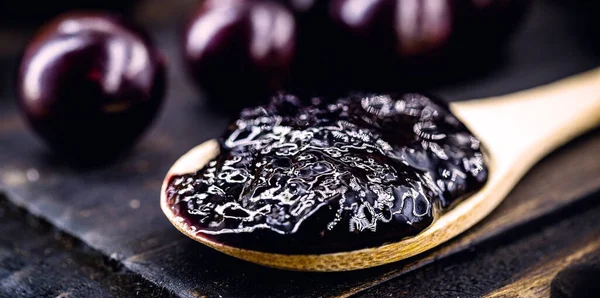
[1,0,600,297]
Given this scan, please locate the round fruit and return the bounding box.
[326,0,454,91]
[17,12,166,159]
[182,0,296,107]
[330,0,529,56]
[327,0,530,88]
[329,0,453,58]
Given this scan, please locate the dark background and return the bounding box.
[0,0,600,297]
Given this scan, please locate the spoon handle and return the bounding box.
[451,67,600,169]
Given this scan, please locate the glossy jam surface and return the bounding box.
[166,93,487,254]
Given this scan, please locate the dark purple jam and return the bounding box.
[166,93,487,254]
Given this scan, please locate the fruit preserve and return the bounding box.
[165,93,487,254]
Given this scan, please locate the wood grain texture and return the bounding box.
[1,0,600,296]
[484,240,600,298]
[550,257,600,298]
[0,195,173,298]
[356,193,600,298]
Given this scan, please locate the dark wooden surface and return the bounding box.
[1,0,600,297]
[0,195,173,298]
[358,192,600,298]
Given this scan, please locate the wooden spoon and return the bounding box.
[161,67,600,271]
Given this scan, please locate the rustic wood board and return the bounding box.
[357,192,600,298]
[0,195,173,298]
[1,0,600,297]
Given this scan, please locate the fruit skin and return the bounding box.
[17,12,166,159]
[328,0,531,91]
[330,0,453,59]
[182,0,296,108]
[329,0,530,57]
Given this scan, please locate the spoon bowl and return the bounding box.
[161,68,600,271]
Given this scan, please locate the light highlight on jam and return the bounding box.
[166,93,487,254]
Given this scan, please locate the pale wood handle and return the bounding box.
[451,67,600,168]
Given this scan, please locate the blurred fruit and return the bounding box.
[17,12,166,159]
[180,0,529,103]
[182,0,296,108]
[330,0,453,58]
[327,0,530,90]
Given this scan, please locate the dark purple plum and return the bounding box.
[327,0,530,90]
[325,0,454,91]
[17,12,166,160]
[330,0,453,58]
[182,0,296,108]
[329,0,529,57]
